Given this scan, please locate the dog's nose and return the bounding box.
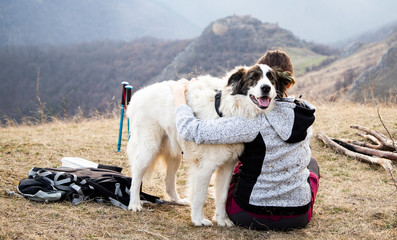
[261,84,271,94]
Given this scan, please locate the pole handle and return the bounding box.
[121,82,129,106]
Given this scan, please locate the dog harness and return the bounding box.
[214,90,223,117]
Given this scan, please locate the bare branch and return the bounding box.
[316,132,397,191]
[36,66,46,123]
[377,106,397,152]
[347,137,382,150]
[316,132,393,170]
[350,125,396,151]
[356,133,381,146]
[337,138,397,161]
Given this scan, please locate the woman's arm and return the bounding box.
[170,79,260,145]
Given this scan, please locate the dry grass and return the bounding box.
[1,102,396,240]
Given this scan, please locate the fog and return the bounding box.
[1,0,397,45]
[158,0,397,44]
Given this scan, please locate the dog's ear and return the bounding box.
[273,67,295,98]
[227,68,246,95]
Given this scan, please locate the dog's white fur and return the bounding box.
[126,64,277,226]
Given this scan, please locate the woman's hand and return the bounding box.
[170,78,189,93]
[170,78,190,106]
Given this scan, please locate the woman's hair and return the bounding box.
[256,50,294,74]
[256,50,295,97]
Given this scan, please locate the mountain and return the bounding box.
[331,20,397,49]
[3,14,396,124]
[0,15,339,123]
[347,42,397,102]
[152,15,336,82]
[0,0,200,46]
[291,30,397,102]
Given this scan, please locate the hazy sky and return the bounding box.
[157,0,397,43]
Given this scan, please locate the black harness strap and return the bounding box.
[214,90,223,117]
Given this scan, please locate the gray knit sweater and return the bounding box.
[175,98,315,209]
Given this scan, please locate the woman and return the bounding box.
[171,50,320,231]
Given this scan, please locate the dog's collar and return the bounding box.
[214,90,223,117]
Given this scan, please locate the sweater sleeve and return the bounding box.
[175,104,260,144]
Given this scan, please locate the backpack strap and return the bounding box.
[139,183,160,204]
[214,90,223,117]
[97,164,123,172]
[86,179,131,209]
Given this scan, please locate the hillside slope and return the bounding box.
[347,43,397,102]
[291,31,397,101]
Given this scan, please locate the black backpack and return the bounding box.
[17,166,161,209]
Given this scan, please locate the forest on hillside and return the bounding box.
[0,38,191,123]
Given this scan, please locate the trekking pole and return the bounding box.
[125,85,133,140]
[117,81,129,152]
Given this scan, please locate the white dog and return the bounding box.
[126,64,278,226]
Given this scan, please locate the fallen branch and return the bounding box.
[350,125,396,151]
[316,132,393,171]
[344,139,382,150]
[337,138,397,161]
[353,133,382,149]
[316,132,397,191]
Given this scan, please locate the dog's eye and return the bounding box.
[266,71,274,80]
[249,72,259,80]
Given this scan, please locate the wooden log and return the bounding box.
[315,132,393,172]
[337,138,397,161]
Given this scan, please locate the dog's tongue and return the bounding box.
[258,97,270,107]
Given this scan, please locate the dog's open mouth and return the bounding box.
[250,94,271,109]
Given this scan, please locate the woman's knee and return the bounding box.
[308,157,320,177]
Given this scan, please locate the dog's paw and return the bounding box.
[176,198,190,205]
[212,214,234,227]
[127,202,143,212]
[192,218,213,227]
[216,217,234,227]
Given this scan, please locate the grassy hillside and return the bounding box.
[1,102,396,239]
[283,47,333,76]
